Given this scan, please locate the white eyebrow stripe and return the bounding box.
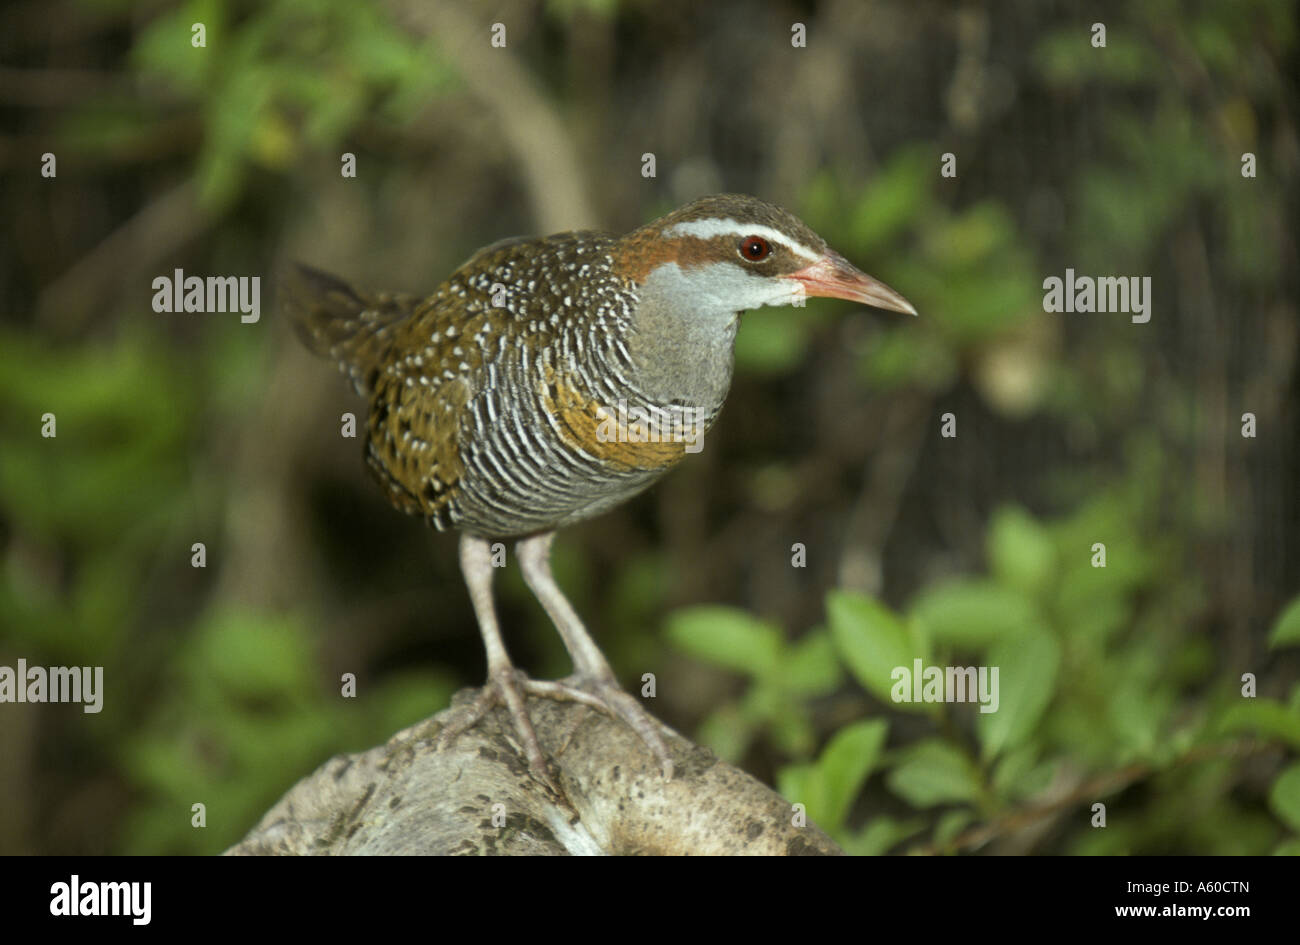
[662,218,821,263]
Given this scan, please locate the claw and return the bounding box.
[437,670,674,785]
[522,674,675,779]
[437,669,561,794]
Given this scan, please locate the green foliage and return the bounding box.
[827,590,929,711]
[1270,764,1300,833]
[804,152,1043,403]
[987,506,1055,596]
[666,606,783,678]
[5,0,1291,858]
[910,579,1040,648]
[671,489,1300,853]
[977,630,1060,760]
[665,607,842,761]
[1216,700,1300,751]
[126,0,455,209]
[670,9,1300,850]
[1270,596,1300,649]
[123,607,455,854]
[734,305,827,376]
[0,325,198,670]
[845,815,926,857]
[0,324,455,854]
[887,739,984,809]
[778,719,887,835]
[737,145,1044,382]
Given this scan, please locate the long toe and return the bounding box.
[437,671,561,793]
[521,675,675,779]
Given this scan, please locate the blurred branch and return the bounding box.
[838,392,931,595]
[35,179,211,334]
[227,692,842,855]
[0,66,179,106]
[210,339,329,613]
[0,117,199,170]
[385,0,597,233]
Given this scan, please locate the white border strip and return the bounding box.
[663,218,820,263]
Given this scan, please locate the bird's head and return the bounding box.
[615,194,916,317]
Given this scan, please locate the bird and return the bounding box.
[283,194,915,790]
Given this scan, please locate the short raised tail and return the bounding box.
[280,263,417,396]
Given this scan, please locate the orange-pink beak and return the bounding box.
[790,251,917,315]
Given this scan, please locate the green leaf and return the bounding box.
[993,746,1057,802]
[777,719,888,834]
[783,630,844,696]
[1105,672,1170,758]
[775,762,823,824]
[665,606,783,678]
[818,719,889,832]
[1269,595,1300,649]
[991,744,1038,797]
[933,809,975,849]
[755,685,816,758]
[977,631,1061,759]
[848,150,930,253]
[910,579,1041,648]
[1270,764,1300,832]
[843,815,926,856]
[1217,700,1300,751]
[1274,839,1300,856]
[886,739,981,808]
[987,505,1055,595]
[827,591,927,708]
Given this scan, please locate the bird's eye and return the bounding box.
[739,236,772,262]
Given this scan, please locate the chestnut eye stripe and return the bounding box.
[662,218,821,263]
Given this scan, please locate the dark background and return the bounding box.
[1,0,1298,855]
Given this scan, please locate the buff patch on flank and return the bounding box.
[540,365,686,471]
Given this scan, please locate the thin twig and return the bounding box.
[906,738,1269,855]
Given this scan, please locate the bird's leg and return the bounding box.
[437,534,559,791]
[515,531,675,779]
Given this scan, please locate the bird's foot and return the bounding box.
[437,669,674,788]
[524,674,675,781]
[436,667,562,792]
